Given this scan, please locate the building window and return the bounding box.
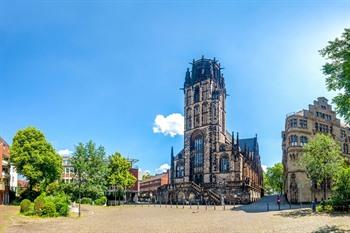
[299,119,307,129]
[289,135,298,146]
[220,156,229,173]
[193,136,204,167]
[315,123,329,133]
[176,164,184,177]
[289,118,297,128]
[341,130,346,139]
[194,86,200,103]
[300,136,308,146]
[186,108,192,130]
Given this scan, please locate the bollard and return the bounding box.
[214,205,216,210]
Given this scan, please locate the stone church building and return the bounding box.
[158,57,263,204]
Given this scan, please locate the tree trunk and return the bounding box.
[323,178,327,201]
[78,178,81,217]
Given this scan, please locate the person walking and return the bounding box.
[312,198,317,213]
[277,195,281,210]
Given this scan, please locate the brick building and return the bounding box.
[282,97,350,203]
[140,171,169,201]
[0,137,10,204]
[61,155,74,183]
[106,167,140,204]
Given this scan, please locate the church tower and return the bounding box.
[183,56,227,184]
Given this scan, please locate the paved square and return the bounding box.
[3,204,350,233]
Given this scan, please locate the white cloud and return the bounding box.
[155,163,170,174]
[57,149,73,156]
[261,165,267,172]
[152,113,184,137]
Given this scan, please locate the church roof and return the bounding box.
[176,149,184,159]
[239,137,259,157]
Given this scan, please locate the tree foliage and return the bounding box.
[332,167,350,204]
[11,127,62,191]
[300,134,345,199]
[320,28,350,123]
[142,172,152,181]
[107,152,136,191]
[264,163,283,194]
[71,141,108,200]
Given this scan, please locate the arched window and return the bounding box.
[220,156,229,173]
[289,135,298,146]
[194,86,200,103]
[300,136,308,146]
[202,102,208,125]
[176,163,184,177]
[193,136,204,167]
[186,108,192,130]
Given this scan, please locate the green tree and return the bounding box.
[264,163,283,194]
[11,127,62,193]
[71,141,108,200]
[300,134,345,200]
[320,28,350,122]
[332,167,350,205]
[142,171,152,181]
[107,152,136,204]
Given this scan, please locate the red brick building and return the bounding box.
[126,168,140,202]
[106,167,140,204]
[0,137,10,204]
[140,171,169,201]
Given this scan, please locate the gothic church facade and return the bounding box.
[159,57,263,204]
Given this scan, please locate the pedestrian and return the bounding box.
[277,195,281,210]
[312,198,317,213]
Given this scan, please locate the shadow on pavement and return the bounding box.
[275,209,312,218]
[233,195,301,213]
[312,225,350,233]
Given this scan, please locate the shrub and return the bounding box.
[317,203,334,213]
[54,194,70,216]
[81,197,92,204]
[46,182,60,196]
[34,194,46,216]
[41,200,56,217]
[95,196,107,206]
[25,203,36,216]
[29,192,70,217]
[20,199,32,213]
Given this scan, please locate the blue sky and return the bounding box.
[1,1,350,174]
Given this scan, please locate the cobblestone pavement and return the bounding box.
[0,205,18,233]
[4,203,350,233]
